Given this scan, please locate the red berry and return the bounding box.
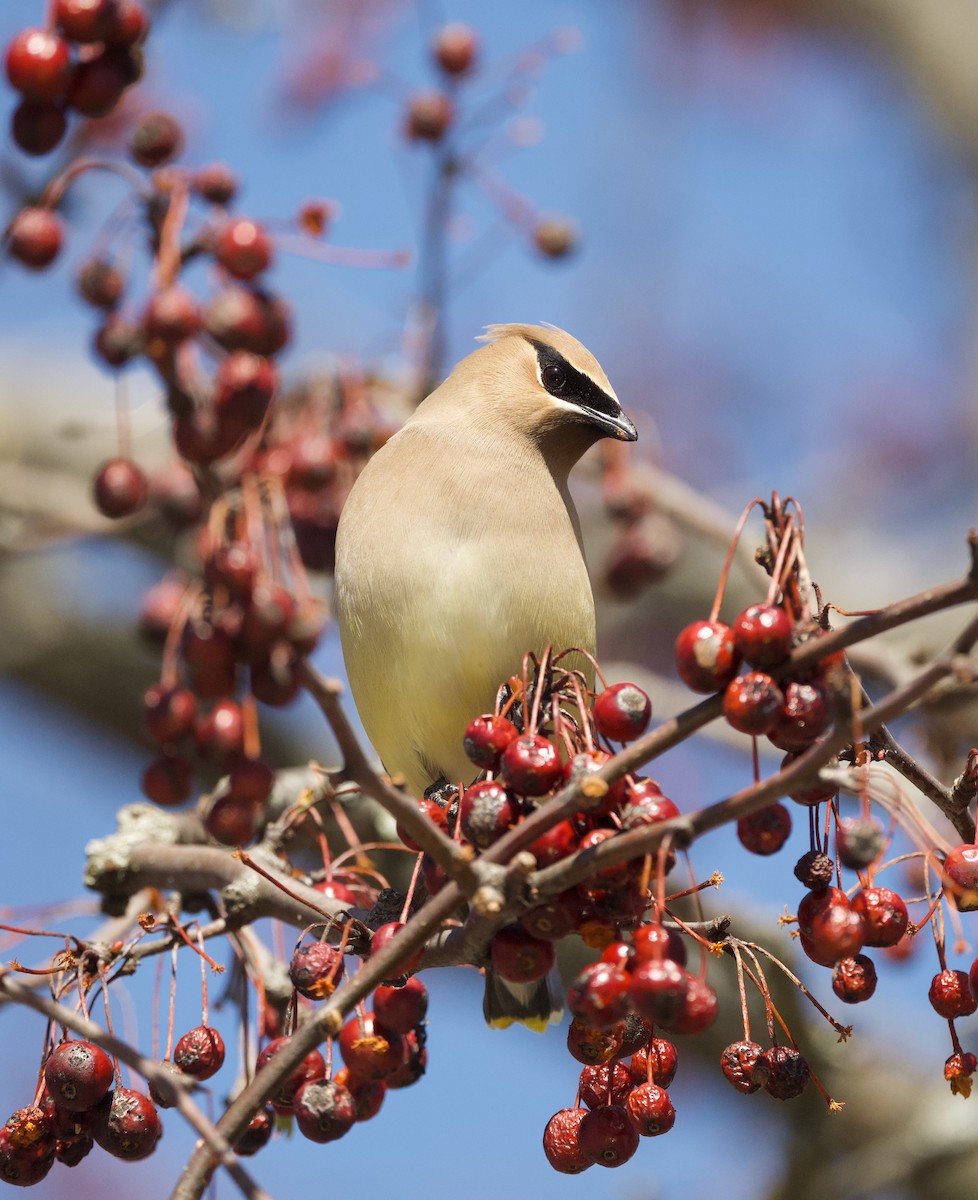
[216,218,273,280]
[103,1,149,46]
[228,755,274,805]
[462,714,518,770]
[625,1082,675,1136]
[432,23,478,75]
[528,818,579,866]
[92,1088,162,1160]
[338,1012,403,1082]
[760,1046,810,1100]
[674,619,741,692]
[632,921,687,967]
[204,285,266,351]
[255,1037,326,1113]
[141,752,193,806]
[490,925,555,984]
[542,1107,591,1174]
[459,780,517,849]
[195,700,244,759]
[723,671,784,735]
[194,162,238,204]
[566,1016,623,1066]
[577,1104,640,1168]
[76,257,125,308]
[235,1106,273,1156]
[94,313,144,365]
[797,886,848,936]
[130,111,184,167]
[627,959,690,1025]
[143,285,200,344]
[173,1025,225,1080]
[666,974,718,1035]
[93,456,148,517]
[567,962,631,1029]
[204,792,259,846]
[373,977,428,1034]
[293,1079,356,1143]
[578,1060,632,1109]
[630,1038,679,1088]
[44,1041,113,1112]
[850,887,908,948]
[593,682,652,742]
[289,942,343,1000]
[736,802,791,855]
[519,892,583,941]
[5,29,72,103]
[732,603,793,667]
[66,51,127,117]
[831,954,877,1004]
[0,1126,54,1187]
[214,351,278,432]
[720,1040,767,1093]
[8,207,63,270]
[55,0,117,42]
[10,100,66,155]
[805,898,864,966]
[500,734,562,796]
[404,90,454,141]
[782,751,838,807]
[928,969,978,1019]
[942,844,978,912]
[384,1028,426,1089]
[142,684,196,744]
[767,679,830,751]
[836,817,885,868]
[370,921,423,980]
[182,620,237,698]
[335,1070,385,1121]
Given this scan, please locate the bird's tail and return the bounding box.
[482,963,564,1032]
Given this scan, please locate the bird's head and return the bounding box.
[422,324,637,467]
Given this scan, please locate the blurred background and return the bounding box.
[1,1,978,1197]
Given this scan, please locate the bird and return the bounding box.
[333,322,637,1028]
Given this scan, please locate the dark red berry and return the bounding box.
[44,1041,113,1112]
[627,959,690,1025]
[929,969,978,1019]
[143,286,199,345]
[5,29,72,102]
[76,257,125,308]
[736,802,791,855]
[10,100,66,155]
[215,218,273,280]
[141,752,193,806]
[666,974,718,1035]
[566,1016,623,1066]
[130,111,184,167]
[793,850,834,890]
[805,897,864,966]
[528,819,579,866]
[384,1028,426,1089]
[567,962,631,1029]
[289,941,342,1000]
[193,162,237,205]
[195,700,244,759]
[836,817,885,869]
[767,679,831,751]
[404,91,454,141]
[832,954,877,1004]
[66,51,127,117]
[632,921,687,967]
[501,734,563,796]
[462,714,518,770]
[103,1,150,47]
[8,207,63,270]
[337,1012,403,1082]
[370,921,423,980]
[674,619,741,693]
[92,1088,162,1160]
[55,0,117,42]
[783,751,839,807]
[227,755,274,805]
[577,1104,640,1168]
[255,1037,326,1113]
[625,1082,675,1136]
[214,351,278,432]
[490,925,555,984]
[519,892,583,941]
[373,976,428,1034]
[93,457,148,517]
[593,682,652,742]
[542,1107,591,1174]
[0,1127,54,1187]
[723,671,784,736]
[578,1060,632,1109]
[235,1106,273,1156]
[173,1025,225,1080]
[760,1046,810,1100]
[732,603,793,667]
[142,684,197,744]
[204,792,259,846]
[94,314,144,366]
[293,1079,356,1143]
[943,844,978,912]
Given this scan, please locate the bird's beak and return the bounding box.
[587,406,637,443]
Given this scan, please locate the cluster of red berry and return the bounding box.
[4,0,148,157]
[0,1040,161,1185]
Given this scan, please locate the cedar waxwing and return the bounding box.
[333,323,637,1028]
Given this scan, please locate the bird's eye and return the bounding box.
[542,364,566,392]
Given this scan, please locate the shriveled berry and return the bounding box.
[44,1041,114,1112]
[832,954,877,1004]
[92,1088,162,1160]
[374,977,428,1034]
[594,682,652,742]
[928,969,977,1019]
[577,1104,640,1168]
[8,207,63,270]
[723,671,784,736]
[173,1025,225,1080]
[255,1038,326,1113]
[501,734,562,796]
[490,925,555,984]
[293,1079,356,1143]
[579,1060,632,1109]
[542,1107,591,1175]
[626,1082,675,1136]
[732,603,793,667]
[674,619,740,693]
[851,887,908,948]
[760,1046,810,1100]
[0,1127,55,1187]
[566,1016,622,1066]
[215,218,273,280]
[463,714,518,769]
[567,962,631,1029]
[93,457,148,517]
[630,1038,679,1088]
[737,803,791,855]
[793,850,834,890]
[720,1040,767,1094]
[945,1051,978,1097]
[290,942,343,1000]
[384,1029,426,1089]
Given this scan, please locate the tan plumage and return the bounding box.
[334,323,636,799]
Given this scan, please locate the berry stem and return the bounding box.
[708,497,764,623]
